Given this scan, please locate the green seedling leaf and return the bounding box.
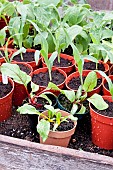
[87,93,108,110]
[96,70,113,97]
[61,90,76,103]
[10,47,26,62]
[82,55,98,63]
[31,81,39,93]
[35,50,40,65]
[49,51,58,68]
[68,114,78,122]
[83,71,97,92]
[44,105,60,114]
[75,85,82,99]
[70,103,78,115]
[76,104,86,114]
[47,82,61,91]
[37,119,50,142]
[17,103,40,115]
[1,63,31,86]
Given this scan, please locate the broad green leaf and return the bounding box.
[1,63,31,86]
[37,119,50,142]
[61,90,76,103]
[87,93,108,110]
[83,71,97,92]
[67,25,82,42]
[17,103,40,115]
[96,70,113,97]
[36,0,60,6]
[47,82,61,91]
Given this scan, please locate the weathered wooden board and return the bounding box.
[87,0,113,10]
[0,135,113,170]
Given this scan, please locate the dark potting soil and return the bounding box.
[83,61,105,71]
[50,118,74,131]
[17,63,31,75]
[0,82,12,98]
[58,94,89,116]
[32,70,65,86]
[92,100,113,117]
[67,76,102,90]
[1,106,113,157]
[13,52,35,62]
[52,57,72,67]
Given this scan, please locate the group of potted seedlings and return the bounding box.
[1,0,113,150]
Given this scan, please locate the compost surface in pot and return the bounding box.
[67,76,102,90]
[91,100,113,117]
[17,63,31,75]
[32,70,65,86]
[52,57,73,67]
[50,118,74,131]
[13,52,35,62]
[83,61,105,71]
[0,82,12,98]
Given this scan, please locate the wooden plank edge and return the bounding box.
[0,134,113,166]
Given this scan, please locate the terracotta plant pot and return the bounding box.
[12,48,42,71]
[0,48,12,64]
[42,53,75,75]
[75,60,109,75]
[90,96,113,150]
[39,110,77,147]
[103,75,113,96]
[12,62,33,106]
[65,70,102,97]
[32,67,67,95]
[0,76,14,122]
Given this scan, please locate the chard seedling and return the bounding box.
[47,71,109,115]
[17,104,77,142]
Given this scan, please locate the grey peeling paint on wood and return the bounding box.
[0,141,113,170]
[87,0,113,10]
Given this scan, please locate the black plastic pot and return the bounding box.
[28,93,58,134]
[57,93,89,120]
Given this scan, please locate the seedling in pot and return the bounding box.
[0,62,56,108]
[17,104,77,142]
[47,71,109,115]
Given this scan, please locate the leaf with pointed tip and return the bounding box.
[87,93,108,110]
[37,119,50,142]
[17,103,40,115]
[83,71,97,92]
